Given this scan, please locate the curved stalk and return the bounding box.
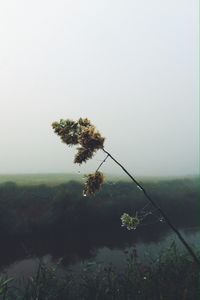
[103,148,200,266]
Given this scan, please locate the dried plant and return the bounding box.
[120,213,140,230]
[83,171,105,196]
[52,117,199,266]
[52,118,105,165]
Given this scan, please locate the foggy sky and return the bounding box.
[0,0,198,177]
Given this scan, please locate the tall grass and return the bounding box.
[0,244,199,300]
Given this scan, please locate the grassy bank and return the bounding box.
[0,245,199,300]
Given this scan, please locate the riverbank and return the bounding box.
[0,178,198,237]
[0,245,199,300]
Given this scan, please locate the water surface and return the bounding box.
[0,225,199,278]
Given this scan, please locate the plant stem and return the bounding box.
[103,148,200,266]
[96,154,109,172]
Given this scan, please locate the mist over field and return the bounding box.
[0,0,198,177]
[0,2,199,298]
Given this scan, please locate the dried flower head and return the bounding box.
[78,117,91,127]
[74,147,94,164]
[78,126,105,152]
[52,119,79,146]
[52,118,105,164]
[83,171,105,196]
[120,213,140,230]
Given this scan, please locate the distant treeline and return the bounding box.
[0,178,198,237]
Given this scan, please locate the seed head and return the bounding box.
[74,147,94,164]
[83,171,105,196]
[120,213,140,230]
[52,118,105,162]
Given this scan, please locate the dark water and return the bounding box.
[0,225,199,279]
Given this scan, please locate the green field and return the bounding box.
[0,173,83,186]
[0,173,127,186]
[0,173,195,186]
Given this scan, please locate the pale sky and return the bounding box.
[0,0,199,176]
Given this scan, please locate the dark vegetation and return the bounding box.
[0,177,199,299]
[0,245,199,300]
[0,177,198,237]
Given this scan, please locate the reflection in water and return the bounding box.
[0,225,199,278]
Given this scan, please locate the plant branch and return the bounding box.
[102,148,200,266]
[96,154,109,172]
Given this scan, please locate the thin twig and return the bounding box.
[96,154,109,172]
